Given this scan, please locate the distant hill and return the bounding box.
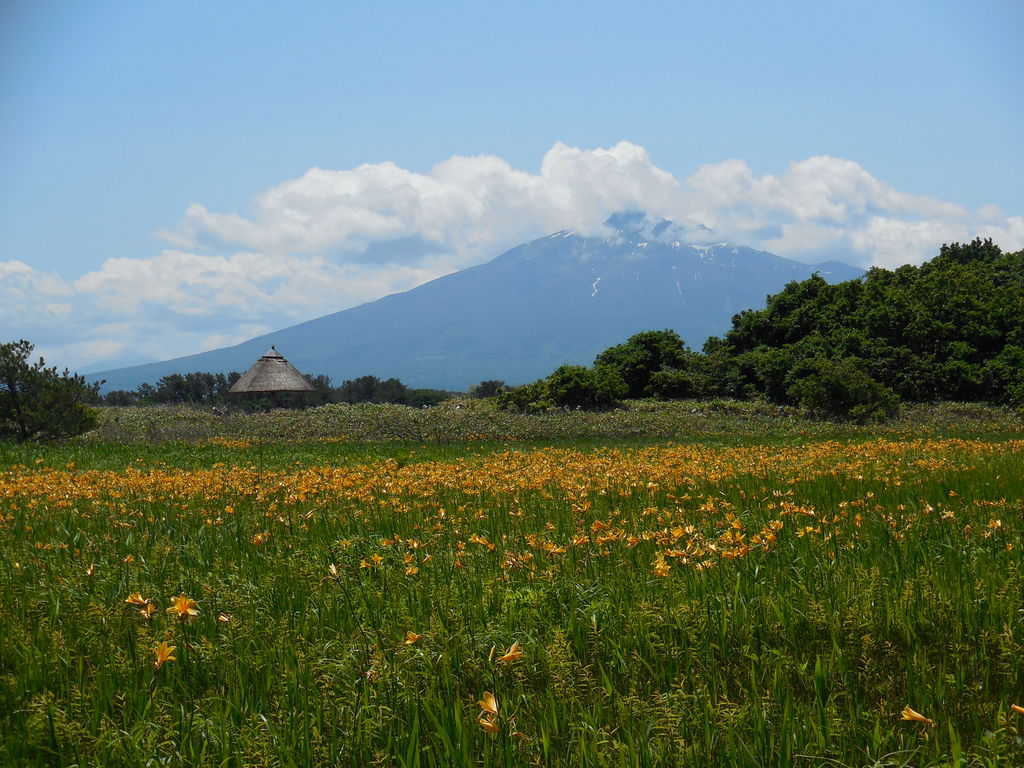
[91,214,863,392]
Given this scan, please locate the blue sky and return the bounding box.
[1,0,1022,371]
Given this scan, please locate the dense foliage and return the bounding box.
[719,238,1023,409]
[501,240,1023,420]
[0,339,100,442]
[333,375,452,407]
[62,399,1024,447]
[594,330,695,399]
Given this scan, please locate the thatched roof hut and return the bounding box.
[229,346,314,402]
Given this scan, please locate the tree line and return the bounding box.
[499,239,1024,421]
[98,373,454,409]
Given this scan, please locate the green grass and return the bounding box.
[1,410,1022,766]
[77,399,1024,447]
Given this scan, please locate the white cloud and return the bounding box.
[4,142,1021,372]
[678,156,975,262]
[177,141,687,265]
[3,248,453,372]
[980,215,1024,252]
[849,218,972,269]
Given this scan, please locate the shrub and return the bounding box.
[469,380,508,399]
[0,339,100,442]
[786,357,900,423]
[495,380,551,412]
[594,329,690,399]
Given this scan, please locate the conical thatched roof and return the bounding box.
[229,346,315,394]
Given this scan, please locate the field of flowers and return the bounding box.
[2,425,1023,765]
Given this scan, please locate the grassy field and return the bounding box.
[1,403,1023,766]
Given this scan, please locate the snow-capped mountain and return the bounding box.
[91,214,863,392]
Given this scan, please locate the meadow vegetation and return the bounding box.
[76,398,1024,448]
[1,403,1023,766]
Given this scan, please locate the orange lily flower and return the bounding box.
[153,641,176,669]
[405,631,423,644]
[125,593,149,606]
[477,691,499,734]
[1011,704,1024,715]
[496,640,523,664]
[477,714,500,734]
[478,691,498,717]
[901,706,935,726]
[166,593,199,620]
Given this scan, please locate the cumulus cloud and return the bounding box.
[4,142,1022,372]
[4,249,449,373]
[177,142,687,265]
[176,144,1018,270]
[675,156,992,265]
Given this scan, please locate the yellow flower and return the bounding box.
[125,593,149,606]
[139,603,157,621]
[496,640,523,664]
[652,554,671,578]
[361,554,385,569]
[166,593,199,620]
[478,691,498,717]
[477,691,500,734]
[477,714,500,734]
[901,706,935,726]
[405,631,423,644]
[153,641,176,669]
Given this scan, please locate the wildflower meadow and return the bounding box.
[1,403,1023,766]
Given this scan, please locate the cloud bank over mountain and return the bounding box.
[5,142,1022,372]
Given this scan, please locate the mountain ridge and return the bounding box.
[90,220,864,392]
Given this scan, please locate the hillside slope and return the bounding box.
[92,218,862,392]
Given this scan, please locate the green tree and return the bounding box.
[338,375,384,403]
[495,380,551,412]
[982,345,1024,406]
[0,339,100,442]
[372,378,409,404]
[546,365,625,409]
[101,389,139,406]
[469,380,507,399]
[594,330,691,399]
[718,239,1023,405]
[786,357,899,423]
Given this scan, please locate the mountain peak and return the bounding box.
[604,210,715,245]
[91,226,863,392]
[604,210,673,239]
